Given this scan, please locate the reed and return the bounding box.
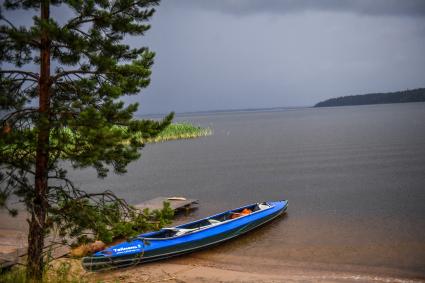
[1,123,212,157]
[143,122,212,143]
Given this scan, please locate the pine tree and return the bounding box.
[0,0,172,280]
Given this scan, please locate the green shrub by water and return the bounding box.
[146,122,212,143]
[0,261,89,283]
[60,122,212,144]
[1,122,211,158]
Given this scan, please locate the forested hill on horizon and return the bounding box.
[314,88,425,107]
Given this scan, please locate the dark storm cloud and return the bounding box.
[2,1,425,113]
[133,0,425,113]
[172,0,425,17]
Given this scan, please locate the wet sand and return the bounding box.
[90,253,425,283]
[48,253,425,283]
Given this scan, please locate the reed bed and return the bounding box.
[145,122,212,143]
[1,123,212,156]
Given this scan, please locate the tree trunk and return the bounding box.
[26,0,51,281]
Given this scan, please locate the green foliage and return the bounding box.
[51,199,173,245]
[1,122,211,163]
[0,267,26,283]
[146,122,212,143]
[0,261,89,283]
[0,0,174,279]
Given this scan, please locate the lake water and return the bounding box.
[69,102,425,279]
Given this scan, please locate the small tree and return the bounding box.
[0,0,172,281]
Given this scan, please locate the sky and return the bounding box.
[3,0,425,114]
[130,0,425,114]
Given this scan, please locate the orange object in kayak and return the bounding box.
[230,208,252,219]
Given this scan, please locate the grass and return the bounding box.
[1,122,212,157]
[0,259,89,283]
[145,122,212,143]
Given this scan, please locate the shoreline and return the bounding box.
[4,252,424,282]
[87,254,425,283]
[2,209,424,282]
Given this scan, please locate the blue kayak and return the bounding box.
[82,200,288,271]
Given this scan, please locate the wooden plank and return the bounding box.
[134,196,198,212]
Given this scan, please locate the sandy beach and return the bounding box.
[61,253,424,283]
[3,211,425,283]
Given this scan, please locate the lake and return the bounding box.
[69,102,425,279]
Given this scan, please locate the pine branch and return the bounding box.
[52,69,101,81]
[1,108,38,122]
[64,0,157,29]
[0,14,18,30]
[0,70,39,80]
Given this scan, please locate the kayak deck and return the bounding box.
[82,200,288,271]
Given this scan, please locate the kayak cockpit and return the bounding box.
[143,202,271,239]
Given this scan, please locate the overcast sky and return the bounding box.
[127,0,425,114]
[4,1,425,114]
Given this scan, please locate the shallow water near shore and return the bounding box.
[68,102,425,280]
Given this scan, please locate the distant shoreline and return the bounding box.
[315,88,425,107]
[138,106,311,119]
[139,92,425,118]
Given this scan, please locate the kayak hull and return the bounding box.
[82,200,287,271]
